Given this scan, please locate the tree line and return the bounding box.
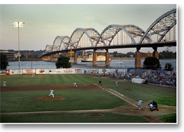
[159,51,176,59]
[110,50,176,59]
[110,51,135,58]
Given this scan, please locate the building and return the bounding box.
[0,51,15,60]
[24,51,36,58]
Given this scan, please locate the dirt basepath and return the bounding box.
[1,84,102,92]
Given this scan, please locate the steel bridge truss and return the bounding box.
[52,36,70,51]
[139,9,176,43]
[44,45,53,53]
[44,9,176,53]
[96,24,151,46]
[69,28,102,49]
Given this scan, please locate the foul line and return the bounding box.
[94,84,137,107]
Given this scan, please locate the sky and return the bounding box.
[0,3,177,53]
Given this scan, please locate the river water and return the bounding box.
[7,59,176,70]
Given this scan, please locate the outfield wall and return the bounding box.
[3,68,123,75]
[1,68,168,76]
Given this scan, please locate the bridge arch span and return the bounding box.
[45,45,53,53]
[96,25,147,46]
[52,36,70,51]
[139,9,176,44]
[69,28,102,49]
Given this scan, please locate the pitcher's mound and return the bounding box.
[123,89,132,91]
[34,96,65,100]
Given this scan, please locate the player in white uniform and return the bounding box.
[137,99,143,110]
[73,82,77,87]
[115,80,118,87]
[3,80,6,87]
[48,88,54,98]
[148,103,154,111]
[32,73,35,77]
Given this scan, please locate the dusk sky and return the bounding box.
[0,3,177,53]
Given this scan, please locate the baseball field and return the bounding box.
[0,74,177,123]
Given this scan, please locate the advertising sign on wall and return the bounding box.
[36,69,83,74]
[74,69,83,74]
[36,69,49,74]
[10,69,22,75]
[48,69,63,74]
[22,69,36,75]
[6,69,10,75]
[0,70,6,75]
[85,69,93,74]
[63,69,75,74]
[98,69,111,73]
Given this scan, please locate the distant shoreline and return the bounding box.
[111,57,135,60]
[8,58,176,62]
[111,57,176,60]
[8,59,42,62]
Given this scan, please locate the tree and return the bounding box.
[127,52,135,57]
[164,63,173,71]
[143,57,161,69]
[159,48,176,59]
[33,54,39,59]
[112,51,118,57]
[56,55,71,68]
[0,53,9,69]
[20,54,26,60]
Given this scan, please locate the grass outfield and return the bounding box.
[0,74,177,123]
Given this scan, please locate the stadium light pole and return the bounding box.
[12,21,25,69]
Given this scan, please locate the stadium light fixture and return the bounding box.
[12,21,25,69]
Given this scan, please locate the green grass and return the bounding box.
[1,90,128,113]
[157,113,177,123]
[1,74,176,106]
[105,82,176,106]
[1,113,148,123]
[0,74,177,123]
[0,74,96,86]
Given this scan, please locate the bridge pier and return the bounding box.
[74,52,78,64]
[93,50,97,66]
[93,49,110,66]
[135,47,159,68]
[105,49,110,66]
[42,56,51,61]
[50,54,60,62]
[82,50,85,56]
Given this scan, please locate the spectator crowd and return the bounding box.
[92,69,176,87]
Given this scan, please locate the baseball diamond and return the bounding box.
[0,74,176,123]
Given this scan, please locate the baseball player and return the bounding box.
[73,82,77,87]
[98,80,102,86]
[152,101,159,111]
[32,73,35,77]
[47,88,54,98]
[148,102,154,111]
[148,101,159,111]
[3,80,6,87]
[115,80,118,87]
[137,98,143,110]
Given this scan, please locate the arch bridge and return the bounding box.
[41,9,177,68]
